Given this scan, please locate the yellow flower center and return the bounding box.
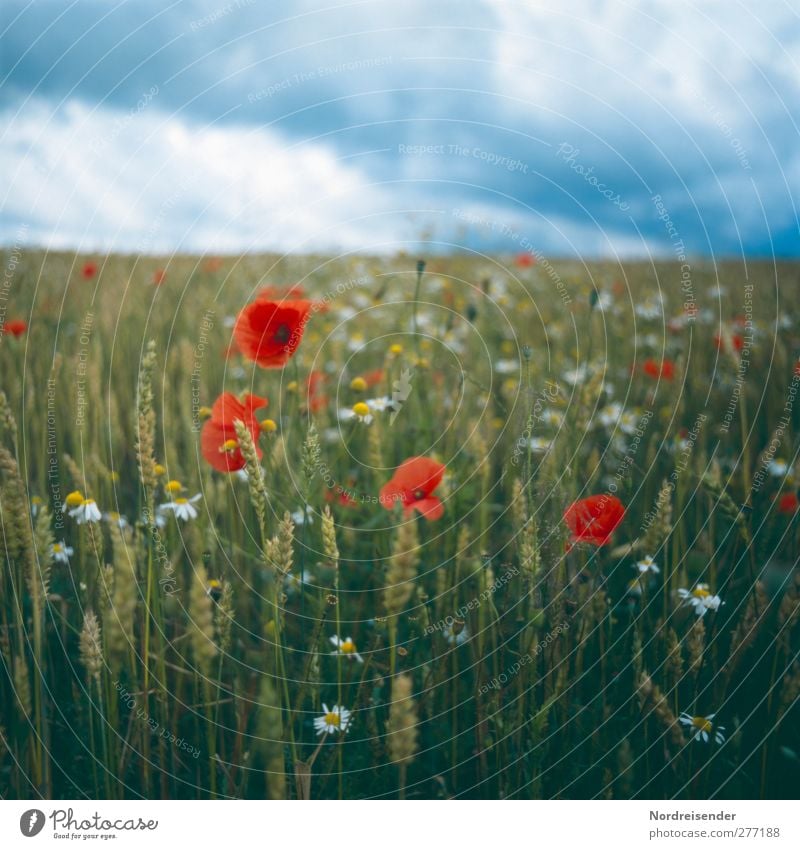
[53,544,63,553]
[352,402,370,417]
[65,490,84,508]
[165,480,182,494]
[350,376,367,392]
[286,380,298,392]
[340,639,356,654]
[198,406,212,421]
[260,418,277,433]
[83,499,96,507]
[692,587,711,599]
[389,344,403,355]
[154,463,167,476]
[220,439,238,453]
[174,497,188,505]
[692,716,712,733]
[324,712,341,727]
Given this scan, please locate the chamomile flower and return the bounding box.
[679,712,726,744]
[284,569,315,595]
[635,555,660,575]
[31,495,43,517]
[677,584,722,616]
[528,436,553,453]
[103,511,129,530]
[619,411,642,435]
[291,505,314,526]
[329,635,364,663]
[494,358,519,374]
[50,541,73,564]
[339,402,373,424]
[541,409,564,427]
[768,459,789,477]
[158,493,202,522]
[443,621,469,646]
[597,402,624,428]
[314,704,352,736]
[66,493,102,524]
[562,365,588,386]
[366,395,393,413]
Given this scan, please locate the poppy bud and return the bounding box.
[466,303,478,322]
[589,289,599,309]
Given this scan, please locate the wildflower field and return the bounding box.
[1,249,799,800]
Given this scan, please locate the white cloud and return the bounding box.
[1,98,404,254]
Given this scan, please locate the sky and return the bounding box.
[2,0,799,258]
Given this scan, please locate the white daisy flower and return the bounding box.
[314,704,352,736]
[635,555,660,575]
[768,459,789,477]
[626,578,643,598]
[158,494,202,522]
[528,437,553,453]
[594,292,613,311]
[494,359,520,374]
[679,712,725,744]
[677,584,722,616]
[338,405,373,425]
[597,402,623,428]
[103,511,129,529]
[285,569,315,595]
[540,409,564,427]
[31,496,43,518]
[235,465,267,484]
[291,505,314,526]
[619,411,641,435]
[366,395,393,413]
[329,635,364,663]
[635,300,664,320]
[347,335,366,353]
[69,498,102,524]
[50,541,74,564]
[443,622,469,646]
[562,365,588,386]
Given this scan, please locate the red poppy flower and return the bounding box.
[81,261,97,279]
[325,487,359,509]
[563,494,625,546]
[203,257,222,273]
[152,269,166,285]
[306,370,328,412]
[2,319,27,337]
[362,368,385,388]
[233,298,313,368]
[379,456,446,520]
[714,331,744,353]
[778,492,799,515]
[254,284,308,305]
[200,392,268,472]
[642,358,675,380]
[514,252,536,268]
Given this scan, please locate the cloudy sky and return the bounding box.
[2,0,799,257]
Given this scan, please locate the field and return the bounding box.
[0,249,799,800]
